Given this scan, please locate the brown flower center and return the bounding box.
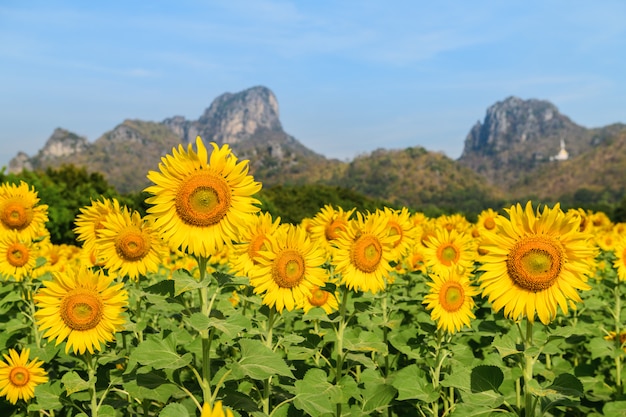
[115,228,151,261]
[439,280,465,312]
[7,242,29,267]
[60,290,104,331]
[437,243,460,266]
[272,249,305,288]
[175,171,231,227]
[1,201,33,230]
[309,287,330,306]
[9,366,30,387]
[506,236,564,292]
[483,217,496,230]
[325,219,348,241]
[351,234,382,273]
[248,234,269,264]
[388,222,403,248]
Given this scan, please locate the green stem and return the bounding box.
[335,288,350,417]
[615,277,622,392]
[522,319,535,417]
[134,280,144,342]
[85,353,99,417]
[430,330,449,417]
[262,308,277,415]
[196,256,212,405]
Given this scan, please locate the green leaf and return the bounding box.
[124,370,182,403]
[471,365,504,393]
[160,403,190,417]
[492,332,521,358]
[588,336,614,359]
[174,273,209,296]
[293,368,339,416]
[547,373,584,397]
[391,364,438,402]
[343,328,388,353]
[98,405,117,417]
[361,383,397,414]
[145,279,175,297]
[29,381,63,411]
[61,371,91,395]
[231,339,294,380]
[129,336,193,370]
[603,401,626,417]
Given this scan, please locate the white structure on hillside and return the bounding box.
[550,139,569,161]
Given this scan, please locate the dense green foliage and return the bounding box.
[259,184,394,224]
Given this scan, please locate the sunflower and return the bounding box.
[0,348,48,404]
[331,211,396,294]
[435,213,471,234]
[0,231,38,281]
[380,207,417,263]
[472,208,501,241]
[96,207,168,280]
[229,212,282,277]
[144,137,261,258]
[422,227,476,278]
[478,202,597,325]
[0,181,49,241]
[423,268,478,333]
[308,205,356,258]
[201,400,234,417]
[74,198,123,246]
[248,224,327,313]
[302,285,340,314]
[34,266,128,354]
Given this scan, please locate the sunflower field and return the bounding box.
[0,137,625,417]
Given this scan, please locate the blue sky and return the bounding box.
[1,0,625,169]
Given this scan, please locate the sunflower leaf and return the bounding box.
[470,365,504,393]
[61,371,91,395]
[159,403,190,417]
[231,339,294,380]
[129,336,193,370]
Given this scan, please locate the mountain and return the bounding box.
[9,86,342,194]
[9,88,626,212]
[458,96,595,188]
[457,96,626,204]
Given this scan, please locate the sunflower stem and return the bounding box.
[335,287,350,417]
[262,307,277,415]
[84,353,99,417]
[196,256,212,405]
[134,280,144,342]
[522,319,536,417]
[615,276,622,393]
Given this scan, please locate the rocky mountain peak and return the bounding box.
[9,128,88,173]
[458,96,592,187]
[461,96,581,156]
[163,85,282,145]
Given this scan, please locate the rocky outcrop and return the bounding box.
[7,86,337,192]
[162,86,282,145]
[9,128,88,173]
[458,96,593,187]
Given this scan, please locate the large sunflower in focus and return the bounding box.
[423,268,478,334]
[144,137,262,257]
[248,224,327,312]
[96,207,168,280]
[478,202,597,325]
[331,211,396,294]
[0,181,48,241]
[34,267,128,354]
[0,348,48,404]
